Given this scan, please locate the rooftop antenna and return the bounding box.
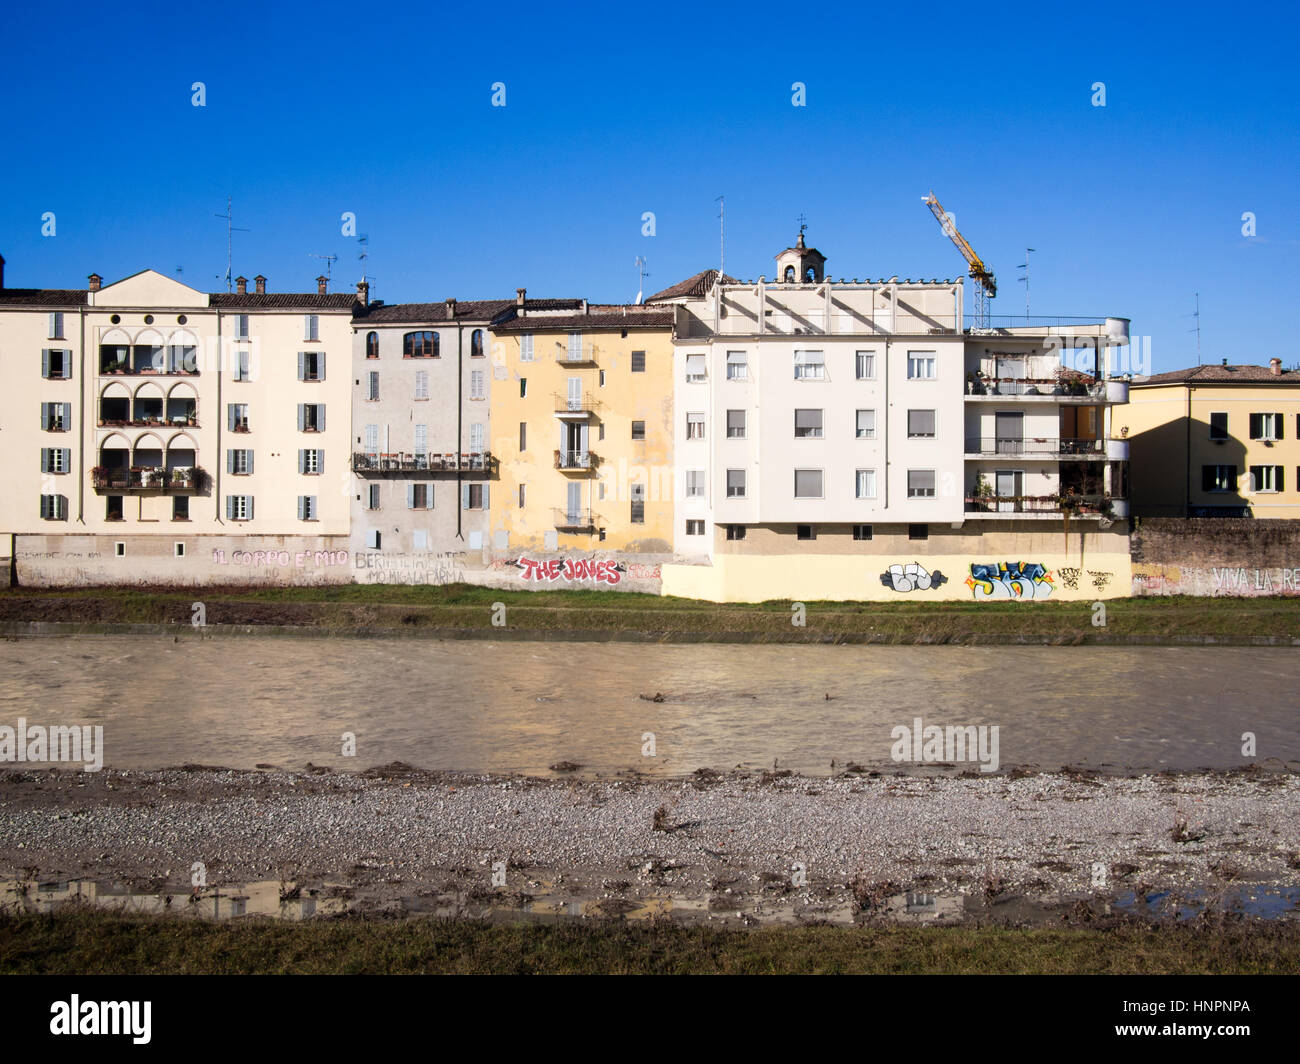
[715,194,725,279]
[1017,248,1035,320]
[1191,292,1202,364]
[214,196,249,293]
[309,252,339,282]
[634,256,650,305]
[357,233,370,282]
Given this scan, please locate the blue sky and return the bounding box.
[1,0,1296,372]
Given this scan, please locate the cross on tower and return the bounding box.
[797,213,808,236]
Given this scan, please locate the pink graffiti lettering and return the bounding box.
[514,556,622,585]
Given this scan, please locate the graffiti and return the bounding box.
[1132,563,1300,597]
[1058,567,1081,590]
[213,548,348,568]
[1088,570,1113,591]
[966,561,1054,601]
[517,557,623,584]
[354,552,466,585]
[880,562,948,593]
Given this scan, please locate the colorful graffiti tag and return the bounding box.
[880,562,948,593]
[516,557,623,584]
[966,561,1054,600]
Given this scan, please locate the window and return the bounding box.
[685,413,704,440]
[363,424,379,454]
[298,350,326,381]
[304,315,319,342]
[227,404,249,432]
[630,483,646,523]
[367,371,379,400]
[299,449,324,475]
[520,334,534,361]
[408,483,434,509]
[567,333,583,361]
[1209,412,1228,440]
[49,312,65,339]
[41,448,71,473]
[298,404,325,432]
[909,524,929,540]
[168,345,196,373]
[365,331,378,359]
[298,495,319,521]
[414,425,428,456]
[520,378,527,398]
[726,351,748,380]
[471,330,484,357]
[855,351,876,380]
[366,529,382,549]
[226,495,254,521]
[470,370,485,400]
[1202,465,1237,491]
[855,469,877,499]
[856,409,876,439]
[794,469,823,498]
[794,350,825,380]
[686,354,706,382]
[114,541,125,557]
[234,349,251,381]
[726,409,747,439]
[632,420,647,441]
[907,353,937,380]
[686,519,705,535]
[42,349,71,378]
[794,408,824,438]
[39,494,67,520]
[726,469,746,498]
[726,524,746,540]
[227,449,253,475]
[414,371,428,399]
[631,350,646,372]
[403,331,438,358]
[686,470,705,497]
[599,370,606,386]
[907,409,937,438]
[366,484,380,510]
[1249,412,1283,441]
[907,470,936,498]
[470,423,484,453]
[462,483,488,510]
[41,402,71,431]
[853,524,873,541]
[1249,465,1284,492]
[519,422,527,451]
[173,496,189,521]
[796,524,815,540]
[235,314,249,340]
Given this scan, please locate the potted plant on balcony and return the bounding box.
[972,473,994,512]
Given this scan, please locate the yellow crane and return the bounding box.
[923,190,996,329]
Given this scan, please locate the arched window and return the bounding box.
[784,266,796,283]
[365,331,378,359]
[804,267,817,282]
[403,331,438,358]
[470,329,484,357]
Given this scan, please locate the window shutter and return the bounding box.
[297,496,305,520]
[40,449,50,473]
[297,352,305,381]
[247,496,254,520]
[318,353,326,380]
[461,484,470,510]
[318,406,326,431]
[1279,466,1286,492]
[297,404,305,431]
[298,449,305,474]
[61,403,71,427]
[1250,413,1261,438]
[226,495,234,520]
[482,483,489,510]
[317,450,324,475]
[64,351,72,379]
[61,448,71,471]
[407,483,415,509]
[247,451,254,475]
[40,402,47,429]
[227,405,235,431]
[40,496,49,520]
[1229,467,1238,490]
[1276,414,1284,441]
[41,349,49,378]
[426,484,434,510]
[227,450,234,474]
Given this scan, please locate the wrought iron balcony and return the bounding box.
[963,493,1120,516]
[351,451,495,475]
[92,466,207,494]
[553,394,600,415]
[554,449,599,471]
[553,508,597,531]
[964,437,1104,457]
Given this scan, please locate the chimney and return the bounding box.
[445,297,457,320]
[516,287,526,307]
[316,275,328,295]
[235,276,248,295]
[1222,358,1228,367]
[1270,357,1282,376]
[254,275,266,295]
[356,280,369,307]
[88,273,102,292]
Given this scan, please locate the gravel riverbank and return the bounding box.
[3,765,1298,924]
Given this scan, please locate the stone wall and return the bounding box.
[1130,518,1300,596]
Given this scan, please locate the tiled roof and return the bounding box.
[354,299,514,324]
[0,288,88,306]
[493,303,674,332]
[209,293,357,310]
[1134,364,1300,385]
[645,268,738,302]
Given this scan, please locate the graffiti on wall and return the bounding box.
[880,562,949,593]
[1133,563,1300,597]
[213,548,348,569]
[354,551,466,585]
[502,557,663,585]
[966,561,1054,601]
[1057,567,1114,592]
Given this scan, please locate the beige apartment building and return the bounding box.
[0,256,356,584]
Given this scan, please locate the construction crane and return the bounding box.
[923,190,997,330]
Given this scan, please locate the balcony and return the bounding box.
[553,508,597,531]
[965,377,1113,403]
[963,493,1123,519]
[92,466,208,494]
[555,449,599,471]
[553,394,600,417]
[351,452,495,476]
[99,345,200,377]
[557,344,599,366]
[964,437,1105,458]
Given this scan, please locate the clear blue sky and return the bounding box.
[2,0,1296,372]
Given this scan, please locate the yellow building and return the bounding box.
[1117,359,1300,517]
[488,294,675,554]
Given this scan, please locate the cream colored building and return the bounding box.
[0,257,356,584]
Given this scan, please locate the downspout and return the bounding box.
[883,339,890,510]
[215,310,224,523]
[456,322,463,541]
[78,304,86,523]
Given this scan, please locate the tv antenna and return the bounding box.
[715,195,725,279]
[309,252,338,282]
[357,233,370,281]
[1190,292,1202,364]
[1017,248,1035,320]
[634,256,650,304]
[214,196,250,292]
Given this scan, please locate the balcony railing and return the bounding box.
[964,493,1117,516]
[351,451,494,474]
[98,416,199,429]
[558,344,600,366]
[92,466,207,494]
[553,507,597,530]
[964,437,1104,457]
[554,449,599,470]
[966,377,1109,398]
[553,394,600,414]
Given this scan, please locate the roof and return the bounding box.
[354,299,514,324]
[209,293,357,310]
[0,288,88,307]
[1133,363,1300,386]
[645,268,738,302]
[493,303,674,332]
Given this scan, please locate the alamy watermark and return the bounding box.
[0,718,103,772]
[890,716,999,773]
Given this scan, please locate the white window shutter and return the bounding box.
[297,496,305,520]
[407,483,415,509]
[426,483,434,510]
[297,404,305,431]
[298,449,305,474]
[482,483,489,510]
[461,484,470,510]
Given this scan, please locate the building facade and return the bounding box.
[1117,360,1300,518]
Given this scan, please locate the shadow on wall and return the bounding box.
[1128,416,1249,517]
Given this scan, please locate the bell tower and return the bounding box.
[775,224,826,283]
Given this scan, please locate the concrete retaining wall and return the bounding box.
[1130,518,1300,596]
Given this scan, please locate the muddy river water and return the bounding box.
[1,636,1297,776]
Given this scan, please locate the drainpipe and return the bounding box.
[883,339,890,510]
[78,304,86,524]
[1185,384,1192,516]
[456,323,463,541]
[215,310,224,523]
